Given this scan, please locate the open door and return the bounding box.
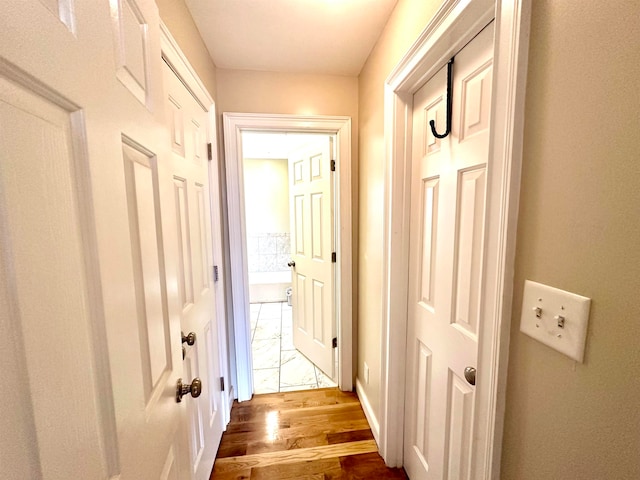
[162,59,225,479]
[287,137,335,377]
[0,2,222,478]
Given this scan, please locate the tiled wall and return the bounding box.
[247,233,291,273]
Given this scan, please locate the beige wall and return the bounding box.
[156,0,217,98]
[357,0,441,417]
[216,69,357,119]
[501,1,640,478]
[216,69,358,182]
[243,158,289,235]
[358,0,640,477]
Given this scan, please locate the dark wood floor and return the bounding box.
[210,387,408,479]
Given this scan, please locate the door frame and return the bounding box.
[222,113,352,401]
[379,0,531,475]
[160,23,232,425]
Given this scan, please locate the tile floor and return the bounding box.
[250,301,336,394]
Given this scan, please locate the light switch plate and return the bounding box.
[520,280,591,362]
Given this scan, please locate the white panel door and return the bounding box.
[288,138,335,377]
[163,61,225,480]
[403,23,494,480]
[0,1,193,478]
[0,70,109,480]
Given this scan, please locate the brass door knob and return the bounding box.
[176,377,202,403]
[182,331,196,346]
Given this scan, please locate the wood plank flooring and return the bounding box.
[210,387,408,479]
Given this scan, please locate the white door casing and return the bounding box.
[222,113,353,401]
[403,23,494,480]
[380,0,532,475]
[163,60,225,480]
[0,1,225,478]
[288,138,335,377]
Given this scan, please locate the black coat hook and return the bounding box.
[429,57,454,139]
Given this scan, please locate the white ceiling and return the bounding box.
[185,0,399,76]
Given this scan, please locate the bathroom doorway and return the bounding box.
[222,113,353,402]
[243,132,337,393]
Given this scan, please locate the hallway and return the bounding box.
[250,302,336,393]
[210,388,408,479]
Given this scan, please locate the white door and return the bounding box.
[163,61,225,479]
[288,138,335,377]
[0,1,200,478]
[403,23,494,480]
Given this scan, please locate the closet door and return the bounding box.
[163,60,225,480]
[403,23,494,480]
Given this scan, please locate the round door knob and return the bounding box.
[182,331,196,346]
[176,377,202,403]
[287,260,296,267]
[464,367,476,386]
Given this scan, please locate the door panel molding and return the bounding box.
[122,139,173,407]
[380,0,532,475]
[222,112,353,401]
[110,0,151,106]
[0,75,114,479]
[0,59,121,479]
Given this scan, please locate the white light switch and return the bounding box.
[520,280,591,362]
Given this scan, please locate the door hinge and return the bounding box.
[332,252,336,263]
[213,265,219,282]
[330,160,336,172]
[220,376,225,391]
[332,337,337,349]
[207,143,213,161]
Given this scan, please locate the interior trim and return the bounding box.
[379,0,532,475]
[356,377,380,446]
[222,112,353,401]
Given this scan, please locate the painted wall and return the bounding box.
[216,70,358,178]
[156,0,217,98]
[501,1,640,478]
[243,158,291,279]
[357,0,441,418]
[243,158,290,236]
[216,69,357,118]
[358,0,640,477]
[216,69,359,176]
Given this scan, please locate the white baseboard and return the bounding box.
[355,377,380,446]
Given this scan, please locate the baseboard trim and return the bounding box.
[355,378,380,446]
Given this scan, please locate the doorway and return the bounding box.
[222,113,353,402]
[242,132,338,393]
[379,0,530,474]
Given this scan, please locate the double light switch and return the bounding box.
[520,280,591,362]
